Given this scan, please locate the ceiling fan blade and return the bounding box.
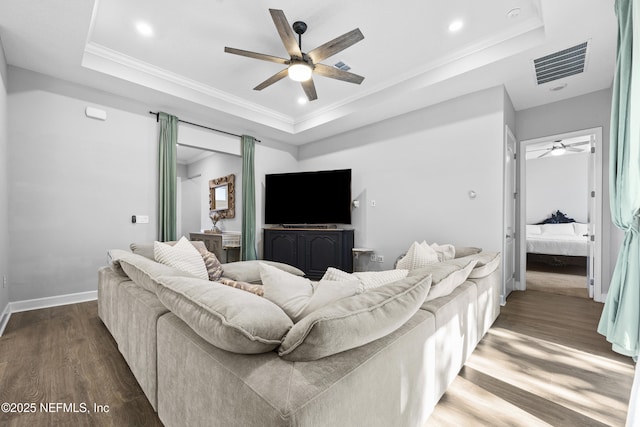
[269,9,302,58]
[308,29,364,64]
[538,150,551,159]
[301,78,318,101]
[566,147,584,152]
[225,47,289,65]
[253,69,289,91]
[314,63,365,84]
[565,141,590,147]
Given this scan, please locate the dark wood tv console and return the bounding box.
[263,228,354,280]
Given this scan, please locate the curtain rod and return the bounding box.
[149,111,261,143]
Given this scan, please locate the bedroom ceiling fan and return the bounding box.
[224,9,365,101]
[529,140,590,158]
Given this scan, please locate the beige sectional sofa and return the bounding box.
[98,242,501,427]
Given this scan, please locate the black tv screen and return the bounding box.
[265,169,352,225]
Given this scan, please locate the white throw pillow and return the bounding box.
[259,263,361,323]
[428,242,456,262]
[322,267,410,292]
[396,241,439,270]
[154,236,208,280]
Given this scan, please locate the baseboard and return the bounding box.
[0,303,10,336]
[10,290,98,314]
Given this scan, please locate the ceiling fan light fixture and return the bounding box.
[288,62,313,82]
[551,146,566,156]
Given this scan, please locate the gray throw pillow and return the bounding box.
[278,273,432,361]
[408,258,478,302]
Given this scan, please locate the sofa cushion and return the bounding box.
[454,246,482,258]
[222,260,305,284]
[278,273,432,361]
[464,251,501,279]
[259,263,361,323]
[322,267,409,292]
[109,249,194,294]
[408,258,478,302]
[155,275,293,354]
[154,237,208,280]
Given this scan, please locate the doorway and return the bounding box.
[518,128,604,302]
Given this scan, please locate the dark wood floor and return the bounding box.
[0,291,634,427]
[0,302,162,427]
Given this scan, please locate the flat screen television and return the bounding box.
[265,169,351,225]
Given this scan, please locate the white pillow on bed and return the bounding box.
[526,224,542,235]
[574,223,589,236]
[541,223,575,235]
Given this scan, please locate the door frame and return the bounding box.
[502,125,517,305]
[517,127,604,302]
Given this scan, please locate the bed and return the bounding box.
[526,211,589,257]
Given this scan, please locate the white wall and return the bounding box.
[297,87,506,270]
[5,66,300,302]
[516,88,618,292]
[526,153,589,224]
[185,152,242,233]
[0,37,9,321]
[8,68,158,301]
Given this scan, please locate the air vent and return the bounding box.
[533,41,589,85]
[334,61,351,71]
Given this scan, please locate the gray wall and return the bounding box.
[526,153,589,224]
[298,86,506,270]
[0,38,9,318]
[515,88,619,292]
[8,68,158,301]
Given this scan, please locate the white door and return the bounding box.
[586,133,597,298]
[503,126,517,303]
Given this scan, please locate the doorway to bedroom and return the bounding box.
[518,128,603,302]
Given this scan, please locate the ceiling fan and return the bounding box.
[224,9,365,101]
[529,140,590,158]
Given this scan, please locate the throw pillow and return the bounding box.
[154,236,208,280]
[259,263,361,323]
[201,250,224,281]
[278,272,433,361]
[218,278,264,296]
[429,242,456,262]
[396,241,439,270]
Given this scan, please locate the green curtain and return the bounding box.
[157,112,178,242]
[241,135,258,260]
[598,0,640,359]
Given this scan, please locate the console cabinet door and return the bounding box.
[263,229,354,279]
[263,230,298,267]
[302,232,343,279]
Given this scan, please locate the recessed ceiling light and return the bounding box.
[448,20,464,32]
[507,8,521,19]
[136,21,154,37]
[297,97,308,105]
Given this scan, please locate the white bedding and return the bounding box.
[526,223,588,257]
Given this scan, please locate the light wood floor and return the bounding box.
[0,292,634,427]
[428,290,634,426]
